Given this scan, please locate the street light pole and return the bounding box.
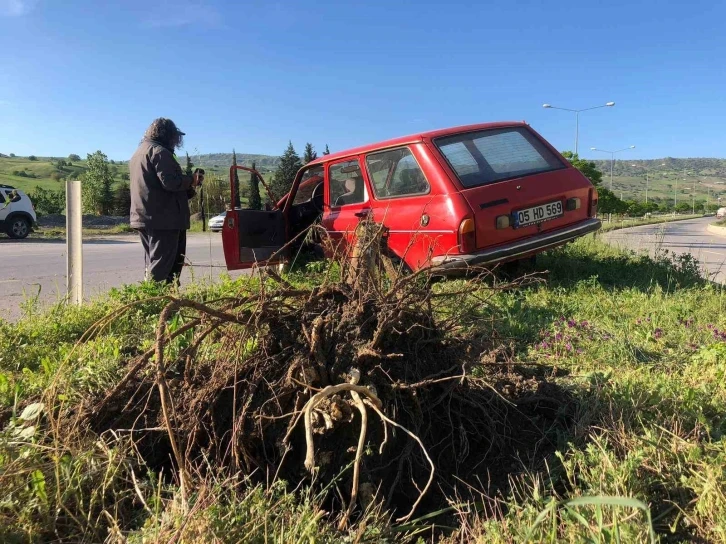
[543,102,615,156]
[631,163,651,204]
[591,146,636,191]
[692,179,697,215]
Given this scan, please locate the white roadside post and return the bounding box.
[66,180,83,305]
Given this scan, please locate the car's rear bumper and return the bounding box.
[430,218,601,273]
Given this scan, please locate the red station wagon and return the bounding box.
[221,122,601,273]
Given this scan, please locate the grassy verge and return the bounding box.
[714,218,726,227]
[600,214,701,232]
[1,236,725,542]
[31,224,135,238]
[30,219,207,238]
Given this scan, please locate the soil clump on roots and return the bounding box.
[78,222,574,526]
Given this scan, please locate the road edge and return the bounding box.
[707,224,726,237]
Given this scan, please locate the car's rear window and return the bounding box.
[434,127,565,188]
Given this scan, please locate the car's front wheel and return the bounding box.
[7,217,30,239]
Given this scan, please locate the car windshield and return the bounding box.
[434,127,565,188]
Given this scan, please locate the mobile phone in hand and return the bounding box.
[194,168,205,185]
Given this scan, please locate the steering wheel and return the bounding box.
[311,182,324,212]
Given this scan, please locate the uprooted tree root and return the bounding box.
[72,221,574,528]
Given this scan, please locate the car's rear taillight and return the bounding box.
[588,188,598,217]
[458,218,476,253]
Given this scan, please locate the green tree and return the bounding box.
[68,154,81,162]
[561,151,603,186]
[9,153,15,158]
[323,144,330,156]
[303,143,317,164]
[271,141,302,201]
[248,160,262,210]
[232,149,241,208]
[28,155,37,161]
[597,187,627,214]
[113,181,131,216]
[185,152,194,176]
[82,150,114,215]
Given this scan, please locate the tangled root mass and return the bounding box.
[81,222,572,524]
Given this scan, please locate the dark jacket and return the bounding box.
[129,138,195,230]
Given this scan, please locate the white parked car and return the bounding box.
[717,207,726,219]
[208,211,226,232]
[0,184,36,239]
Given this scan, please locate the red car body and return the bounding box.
[222,121,600,273]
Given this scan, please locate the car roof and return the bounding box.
[308,121,528,165]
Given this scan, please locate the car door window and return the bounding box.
[365,147,430,198]
[293,165,325,205]
[329,160,367,207]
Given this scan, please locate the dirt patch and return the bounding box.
[73,222,574,525]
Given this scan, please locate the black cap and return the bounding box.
[176,128,186,136]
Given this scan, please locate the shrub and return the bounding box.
[28,155,37,161]
[29,186,65,215]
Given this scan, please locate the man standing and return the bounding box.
[129,118,203,285]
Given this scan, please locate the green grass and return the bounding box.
[31,224,135,238]
[599,213,701,232]
[2,236,726,542]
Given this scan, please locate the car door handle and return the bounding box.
[354,210,371,218]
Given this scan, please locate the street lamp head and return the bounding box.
[590,147,597,151]
[606,102,615,107]
[629,146,636,149]
[542,104,552,108]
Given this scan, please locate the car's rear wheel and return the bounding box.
[7,217,30,239]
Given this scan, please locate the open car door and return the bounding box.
[222,165,288,270]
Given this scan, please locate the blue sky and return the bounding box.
[1,0,724,161]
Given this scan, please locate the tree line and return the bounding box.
[563,152,718,215]
[28,141,329,218]
[36,144,706,221]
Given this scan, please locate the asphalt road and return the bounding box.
[1,217,724,321]
[602,216,726,283]
[0,232,245,321]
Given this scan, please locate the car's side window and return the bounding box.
[329,159,367,208]
[365,147,430,199]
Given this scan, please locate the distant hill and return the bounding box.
[194,153,281,173]
[589,158,726,203]
[591,158,726,179]
[2,152,725,206]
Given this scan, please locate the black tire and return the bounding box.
[7,216,30,239]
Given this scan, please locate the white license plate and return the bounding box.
[514,200,563,227]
